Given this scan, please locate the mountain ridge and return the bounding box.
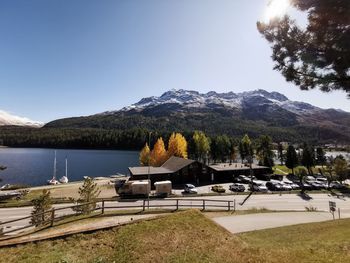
[44,89,350,144]
[0,110,43,127]
[116,89,324,113]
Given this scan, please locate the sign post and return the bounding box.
[329,201,336,220]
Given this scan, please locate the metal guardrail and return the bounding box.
[0,198,236,237]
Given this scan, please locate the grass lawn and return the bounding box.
[0,210,349,263]
[239,218,350,263]
[0,189,72,208]
[273,165,325,175]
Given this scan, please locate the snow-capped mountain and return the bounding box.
[0,110,43,127]
[45,89,350,143]
[116,89,322,116]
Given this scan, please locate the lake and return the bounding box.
[0,148,139,187]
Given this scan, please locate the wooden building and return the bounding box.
[207,162,272,182]
[129,157,271,186]
[129,156,208,186]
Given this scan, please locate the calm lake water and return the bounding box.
[0,148,139,187]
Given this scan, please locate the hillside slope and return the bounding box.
[45,89,350,143]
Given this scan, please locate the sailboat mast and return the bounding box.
[53,150,57,180]
[65,157,68,178]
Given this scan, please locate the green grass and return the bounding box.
[0,210,349,263]
[239,218,350,263]
[0,190,72,208]
[273,165,325,175]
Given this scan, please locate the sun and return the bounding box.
[263,0,290,22]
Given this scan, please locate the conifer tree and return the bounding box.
[139,143,151,166]
[277,143,284,165]
[257,0,350,96]
[285,145,298,175]
[30,189,52,226]
[316,147,327,167]
[71,177,100,215]
[301,144,315,175]
[334,157,348,183]
[150,137,168,166]
[256,135,274,167]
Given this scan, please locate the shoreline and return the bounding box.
[0,146,140,152]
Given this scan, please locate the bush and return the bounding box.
[30,190,52,227]
[305,205,318,212]
[71,177,100,215]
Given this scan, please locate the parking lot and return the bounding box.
[172,174,349,196]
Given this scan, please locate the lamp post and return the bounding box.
[147,131,151,209]
[247,155,254,191]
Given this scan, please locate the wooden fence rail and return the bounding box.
[0,198,235,237]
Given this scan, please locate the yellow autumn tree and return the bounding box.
[150,137,168,167]
[139,143,150,166]
[167,132,188,159]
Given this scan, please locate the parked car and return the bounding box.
[234,175,246,183]
[329,181,345,189]
[315,177,327,184]
[250,180,268,192]
[234,175,251,184]
[229,183,245,192]
[282,180,300,190]
[247,175,257,181]
[266,181,283,191]
[280,182,293,191]
[184,184,198,194]
[310,181,327,190]
[211,185,226,193]
[304,176,316,184]
[298,182,313,190]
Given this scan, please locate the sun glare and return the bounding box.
[263,0,290,22]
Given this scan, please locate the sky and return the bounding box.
[0,0,349,123]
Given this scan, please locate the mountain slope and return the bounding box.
[45,89,350,143]
[0,110,43,127]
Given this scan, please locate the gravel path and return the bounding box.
[212,211,350,234]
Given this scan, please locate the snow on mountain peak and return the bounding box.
[120,89,290,111]
[111,89,323,116]
[0,110,43,127]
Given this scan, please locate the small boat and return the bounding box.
[59,157,69,184]
[47,151,60,185]
[0,191,22,201]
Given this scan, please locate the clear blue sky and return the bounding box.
[1,0,349,123]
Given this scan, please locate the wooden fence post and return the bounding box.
[176,199,179,210]
[228,201,230,211]
[143,199,145,211]
[102,200,105,214]
[234,199,236,212]
[50,209,55,227]
[202,200,205,211]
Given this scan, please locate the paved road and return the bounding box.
[1,193,349,234]
[213,211,350,234]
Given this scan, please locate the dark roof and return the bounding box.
[128,166,172,176]
[161,156,196,172]
[129,156,196,176]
